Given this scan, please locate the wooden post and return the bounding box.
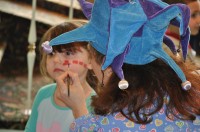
[27,0,37,112]
[69,0,74,20]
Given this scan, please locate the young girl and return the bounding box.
[24,21,97,132]
[48,0,200,131]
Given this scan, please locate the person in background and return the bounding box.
[47,0,200,131]
[24,21,97,132]
[164,0,200,66]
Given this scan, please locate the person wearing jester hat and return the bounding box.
[43,0,200,131]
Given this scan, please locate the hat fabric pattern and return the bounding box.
[49,0,191,90]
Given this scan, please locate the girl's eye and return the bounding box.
[191,12,200,18]
[65,51,73,55]
[63,48,76,56]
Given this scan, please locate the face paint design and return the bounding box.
[62,59,88,68]
[63,60,70,66]
[72,60,78,64]
[79,61,88,68]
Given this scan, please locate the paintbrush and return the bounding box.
[67,74,70,97]
[67,64,71,97]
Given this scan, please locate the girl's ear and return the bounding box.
[87,62,92,70]
[87,57,93,70]
[86,51,93,70]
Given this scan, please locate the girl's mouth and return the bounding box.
[53,68,65,72]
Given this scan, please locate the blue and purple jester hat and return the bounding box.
[48,0,191,90]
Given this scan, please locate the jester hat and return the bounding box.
[48,0,191,90]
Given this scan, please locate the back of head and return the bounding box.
[90,45,200,124]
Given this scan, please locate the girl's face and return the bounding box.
[46,45,92,82]
[188,1,200,35]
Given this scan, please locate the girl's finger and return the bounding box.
[56,70,82,97]
[55,72,69,97]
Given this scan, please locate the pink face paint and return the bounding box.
[78,61,87,68]
[84,64,87,68]
[72,60,78,64]
[63,60,88,69]
[63,60,70,66]
[79,61,83,66]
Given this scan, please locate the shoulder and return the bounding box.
[37,83,56,94]
[35,83,56,99]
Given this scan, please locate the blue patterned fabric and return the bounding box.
[70,107,200,132]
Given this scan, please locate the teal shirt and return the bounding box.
[25,83,95,132]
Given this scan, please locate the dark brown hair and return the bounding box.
[89,46,200,124]
[39,21,97,89]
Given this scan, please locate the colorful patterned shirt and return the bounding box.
[25,83,95,132]
[70,107,200,132]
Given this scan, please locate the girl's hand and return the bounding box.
[55,70,88,118]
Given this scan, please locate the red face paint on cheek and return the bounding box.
[63,60,70,66]
[84,64,87,68]
[79,61,87,68]
[72,60,78,64]
[71,60,88,68]
[79,61,83,66]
